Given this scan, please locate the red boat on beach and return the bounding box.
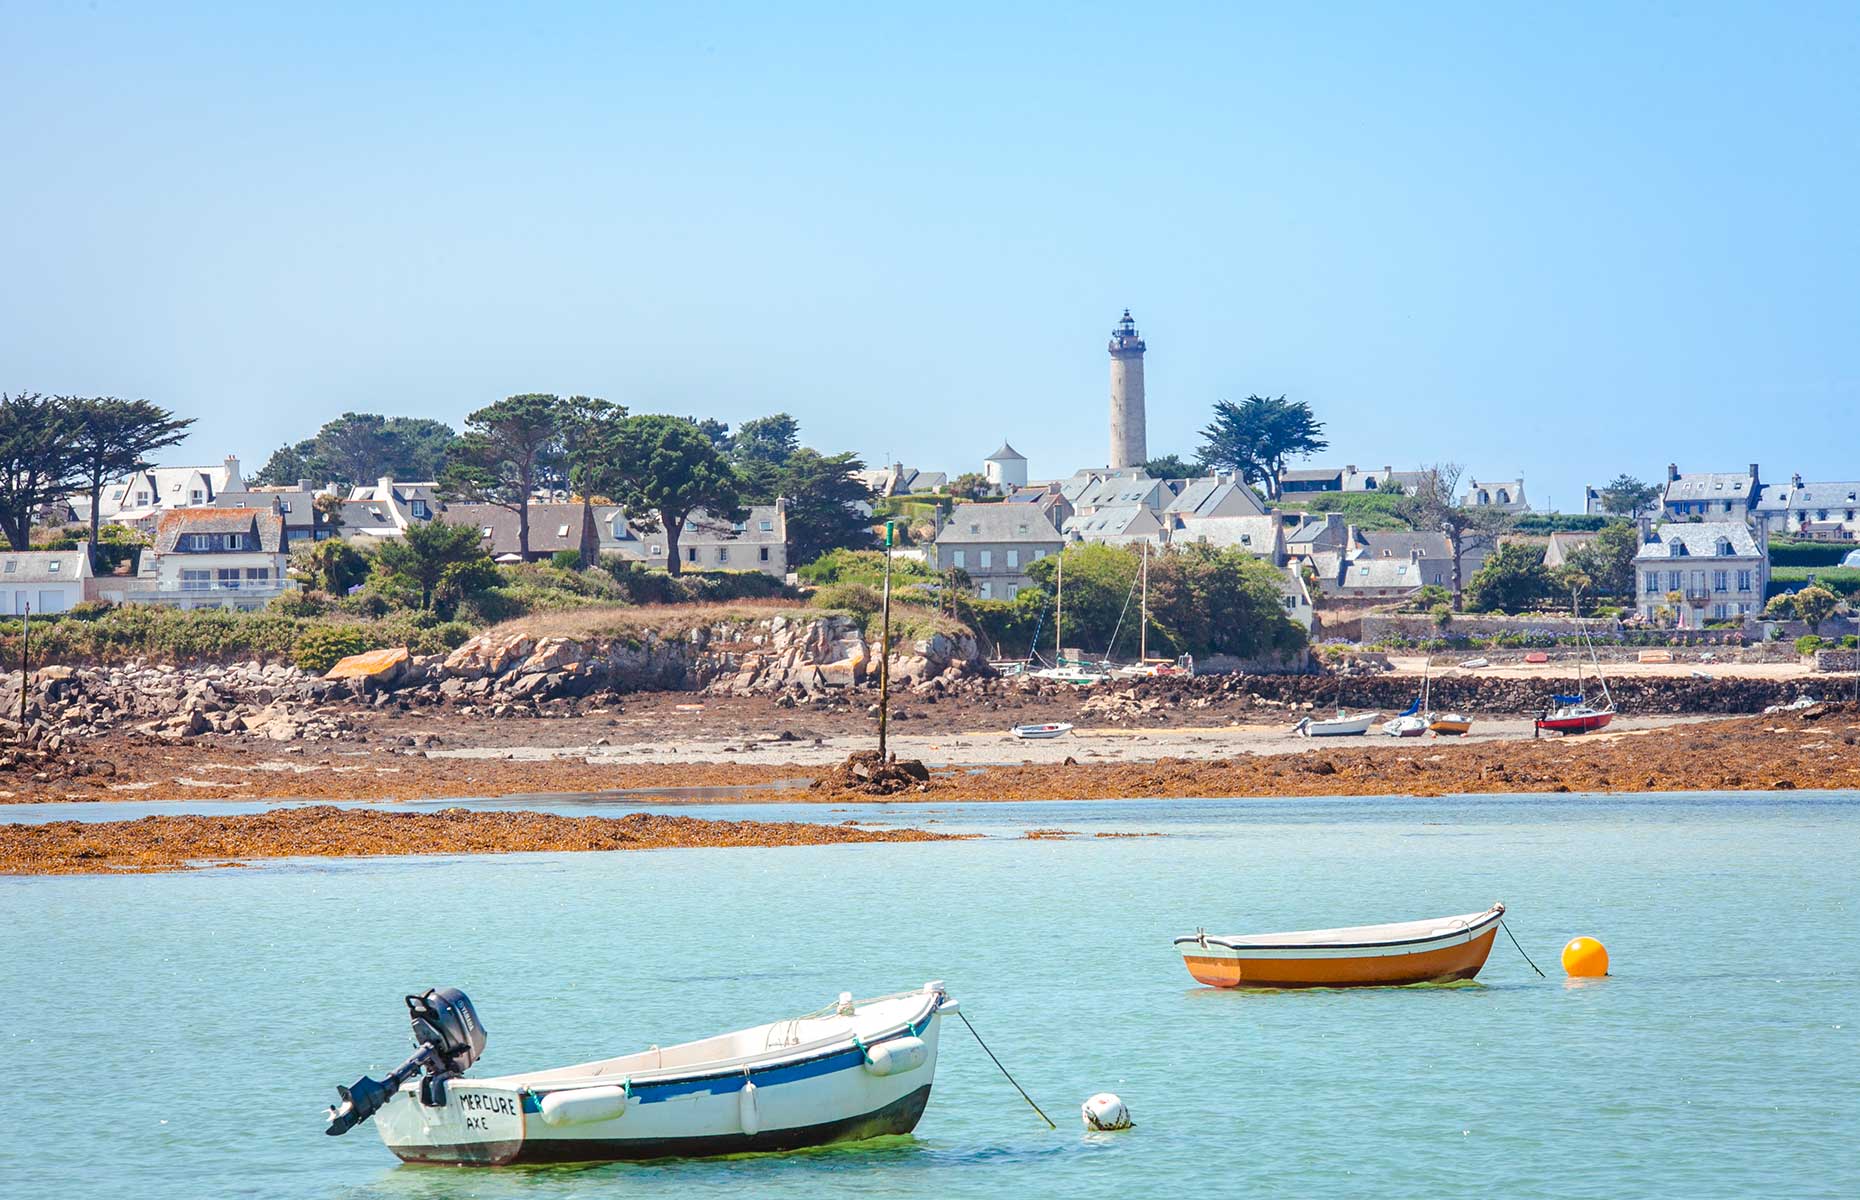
[1535,700,1615,735]
[1535,619,1616,736]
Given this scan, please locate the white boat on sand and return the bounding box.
[1294,711,1378,737]
[326,983,953,1165]
[1011,722,1074,740]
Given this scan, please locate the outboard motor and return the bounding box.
[324,988,487,1136]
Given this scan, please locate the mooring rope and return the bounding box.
[1500,919,1547,978]
[956,1009,1055,1129]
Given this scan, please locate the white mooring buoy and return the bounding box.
[1081,1092,1132,1131]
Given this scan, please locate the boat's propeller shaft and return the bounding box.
[322,987,488,1136]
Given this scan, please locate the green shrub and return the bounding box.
[550,549,584,571]
[269,589,333,618]
[1767,538,1852,568]
[1794,634,1826,657]
[292,625,372,673]
[812,582,883,618]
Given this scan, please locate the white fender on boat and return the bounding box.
[862,1035,929,1077]
[538,1085,628,1127]
[1082,1092,1132,1131]
[739,1079,760,1136]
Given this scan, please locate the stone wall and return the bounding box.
[1116,672,1822,716]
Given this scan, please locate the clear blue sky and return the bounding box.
[4,2,1857,506]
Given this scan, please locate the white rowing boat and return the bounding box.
[1293,711,1378,737]
[326,983,953,1165]
[1011,722,1074,740]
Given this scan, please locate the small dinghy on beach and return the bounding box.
[1174,904,1507,988]
[1293,711,1378,737]
[1011,722,1074,740]
[324,982,953,1165]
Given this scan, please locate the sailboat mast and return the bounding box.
[1139,541,1149,663]
[1055,551,1064,665]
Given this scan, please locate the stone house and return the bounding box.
[856,464,947,497]
[932,503,1064,600]
[442,502,602,563]
[338,477,444,542]
[214,480,337,545]
[118,508,292,610]
[1064,504,1166,547]
[596,504,790,578]
[1633,519,1769,625]
[0,547,95,614]
[1462,477,1529,514]
[91,456,244,531]
[1754,474,1860,540]
[1662,463,1760,521]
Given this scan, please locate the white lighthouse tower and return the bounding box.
[1108,309,1147,470]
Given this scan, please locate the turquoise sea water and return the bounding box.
[6,792,1856,1198]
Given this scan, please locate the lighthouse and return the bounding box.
[1108,309,1147,469]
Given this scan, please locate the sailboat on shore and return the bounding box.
[1029,552,1107,685]
[1535,619,1616,735]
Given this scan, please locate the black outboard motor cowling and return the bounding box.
[409,987,486,1077]
[324,987,488,1136]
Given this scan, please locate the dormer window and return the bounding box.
[410,500,429,519]
[969,524,980,534]
[1668,542,1685,557]
[1716,539,1733,555]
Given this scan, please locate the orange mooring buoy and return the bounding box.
[1561,936,1609,977]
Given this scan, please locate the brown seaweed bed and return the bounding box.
[5,707,1857,811]
[2,806,961,875]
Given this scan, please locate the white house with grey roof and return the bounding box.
[595,503,790,577]
[90,456,245,531]
[1755,474,1860,540]
[1662,463,1760,521]
[0,548,94,614]
[1064,505,1165,547]
[932,503,1063,600]
[1633,519,1769,625]
[1461,477,1528,514]
[114,507,292,610]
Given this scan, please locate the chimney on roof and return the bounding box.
[1792,472,1803,488]
[223,455,242,491]
[1748,463,1760,485]
[1346,524,1360,550]
[377,476,394,499]
[1344,464,1356,474]
[1667,463,1679,482]
[298,479,312,492]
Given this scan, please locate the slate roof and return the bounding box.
[1171,514,1280,558]
[1280,468,1343,484]
[1755,480,1860,514]
[1164,477,1266,519]
[1064,505,1161,540]
[440,503,595,557]
[1076,476,1165,511]
[0,549,93,583]
[1285,513,1348,549]
[1633,521,1762,562]
[935,503,1063,545]
[153,508,286,554]
[985,443,1026,462]
[1340,557,1430,591]
[1664,471,1757,505]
